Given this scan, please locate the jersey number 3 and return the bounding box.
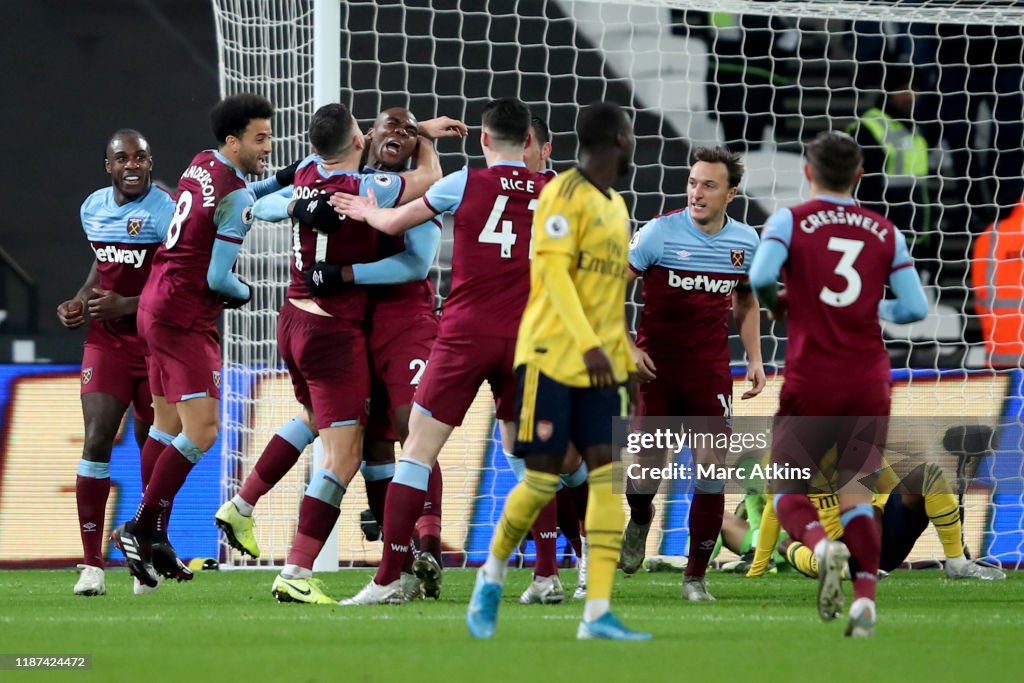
[478,195,539,258]
[819,237,865,308]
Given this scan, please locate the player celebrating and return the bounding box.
[622,146,764,601]
[59,130,174,597]
[111,94,287,588]
[748,131,928,637]
[332,97,548,606]
[467,101,651,641]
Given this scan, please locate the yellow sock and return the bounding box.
[488,469,559,561]
[922,462,964,558]
[584,463,625,603]
[786,541,819,578]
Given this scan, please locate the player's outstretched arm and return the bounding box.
[733,287,766,399]
[247,159,301,199]
[417,116,469,140]
[330,188,437,236]
[351,220,442,285]
[57,261,100,329]
[207,188,255,307]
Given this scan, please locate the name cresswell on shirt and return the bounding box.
[666,270,737,295]
[92,245,148,269]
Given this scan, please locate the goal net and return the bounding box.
[212,0,1024,569]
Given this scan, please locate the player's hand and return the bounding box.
[741,361,766,400]
[632,346,657,382]
[329,189,375,223]
[57,298,86,329]
[305,261,349,297]
[291,194,344,233]
[87,288,134,321]
[220,278,252,309]
[275,159,301,187]
[418,116,469,140]
[768,288,789,321]
[583,346,616,388]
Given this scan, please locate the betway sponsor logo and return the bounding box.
[666,270,736,295]
[92,245,147,269]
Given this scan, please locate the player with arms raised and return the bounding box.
[112,94,287,588]
[332,97,548,605]
[622,146,764,601]
[60,130,174,596]
[467,101,650,641]
[749,131,928,637]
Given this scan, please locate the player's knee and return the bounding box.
[82,423,118,461]
[184,423,218,452]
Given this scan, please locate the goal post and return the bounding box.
[212,0,1024,569]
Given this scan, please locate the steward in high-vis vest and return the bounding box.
[849,65,936,272]
[971,200,1024,368]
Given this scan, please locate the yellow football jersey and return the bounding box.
[514,168,637,387]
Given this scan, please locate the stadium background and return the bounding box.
[0,0,1021,568]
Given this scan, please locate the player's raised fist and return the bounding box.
[583,346,616,388]
[418,116,469,139]
[57,299,86,329]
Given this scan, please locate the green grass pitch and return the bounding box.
[3,568,1020,682]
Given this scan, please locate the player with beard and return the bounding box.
[60,130,174,597]
[112,94,291,589]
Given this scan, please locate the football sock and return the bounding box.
[786,541,819,577]
[76,459,111,568]
[140,427,173,488]
[585,463,624,606]
[556,486,584,558]
[584,598,610,623]
[841,505,880,602]
[774,493,828,551]
[626,492,655,526]
[685,480,725,578]
[286,468,346,570]
[239,418,315,508]
[375,458,431,585]
[484,469,559,582]
[532,497,559,578]
[361,461,395,528]
[922,462,964,558]
[135,434,203,533]
[417,463,444,563]
[281,564,312,580]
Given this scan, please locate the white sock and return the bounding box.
[945,554,968,570]
[282,564,311,580]
[584,598,610,622]
[813,538,828,562]
[482,554,508,584]
[231,495,254,517]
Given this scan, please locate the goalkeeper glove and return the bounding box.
[275,159,301,187]
[291,195,343,234]
[220,278,252,309]
[305,261,349,297]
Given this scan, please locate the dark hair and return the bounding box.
[805,131,864,192]
[530,115,551,145]
[691,146,744,188]
[577,101,629,152]
[309,103,356,158]
[481,97,531,146]
[209,94,274,144]
[104,129,147,159]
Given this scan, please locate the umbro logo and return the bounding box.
[677,249,692,260]
[83,522,97,532]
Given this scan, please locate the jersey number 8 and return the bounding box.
[164,192,193,250]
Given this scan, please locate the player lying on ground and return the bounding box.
[61,129,174,597]
[622,146,764,602]
[112,94,293,590]
[749,130,928,637]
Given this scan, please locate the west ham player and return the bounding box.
[111,94,288,588]
[59,130,174,596]
[214,107,461,600]
[621,146,764,601]
[749,131,928,637]
[467,101,648,641]
[244,103,441,604]
[332,97,549,605]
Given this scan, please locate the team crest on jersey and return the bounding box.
[81,367,93,385]
[536,420,554,442]
[730,249,745,268]
[212,370,221,389]
[126,217,143,236]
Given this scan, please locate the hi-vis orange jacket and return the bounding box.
[972,201,1024,367]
